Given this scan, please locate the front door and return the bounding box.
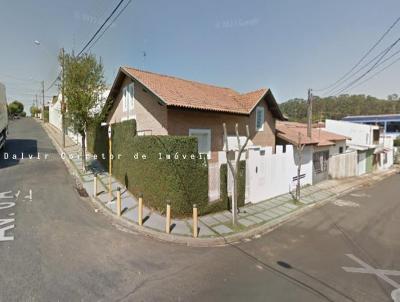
[357,151,366,175]
[312,150,329,184]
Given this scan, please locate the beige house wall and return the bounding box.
[107,76,168,135]
[167,99,276,161]
[107,75,277,161]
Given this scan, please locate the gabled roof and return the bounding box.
[276,121,348,146]
[104,67,285,119]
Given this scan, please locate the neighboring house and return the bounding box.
[49,95,62,130]
[104,67,285,161]
[343,114,400,139]
[324,119,393,174]
[49,89,110,146]
[276,121,348,184]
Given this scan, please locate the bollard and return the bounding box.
[138,193,143,226]
[193,204,198,238]
[165,202,171,234]
[117,187,121,216]
[93,173,98,197]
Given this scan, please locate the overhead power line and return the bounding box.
[45,0,131,93]
[331,36,400,96]
[347,50,400,91]
[86,0,132,53]
[77,0,126,56]
[314,16,400,93]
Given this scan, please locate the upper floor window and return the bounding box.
[255,106,264,131]
[122,82,135,113]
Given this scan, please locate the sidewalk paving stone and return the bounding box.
[238,218,257,227]
[170,221,191,236]
[246,216,264,224]
[123,206,151,223]
[213,213,231,223]
[213,224,234,235]
[143,213,165,231]
[198,222,217,237]
[254,213,271,220]
[200,215,221,226]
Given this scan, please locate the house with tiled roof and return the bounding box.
[104,67,285,161]
[276,121,348,183]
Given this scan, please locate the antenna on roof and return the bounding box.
[142,51,146,69]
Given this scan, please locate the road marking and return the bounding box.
[392,288,400,302]
[342,254,400,289]
[0,191,13,199]
[0,218,15,241]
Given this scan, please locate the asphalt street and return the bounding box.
[0,117,399,302]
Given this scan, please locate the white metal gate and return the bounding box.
[357,151,366,175]
[208,162,220,201]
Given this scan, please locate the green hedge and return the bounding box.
[43,108,49,122]
[87,122,109,167]
[219,161,246,210]
[394,138,400,147]
[88,120,209,217]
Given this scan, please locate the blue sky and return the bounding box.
[1,0,400,111]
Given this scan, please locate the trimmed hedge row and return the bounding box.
[87,120,209,217]
[219,161,246,209]
[394,138,400,147]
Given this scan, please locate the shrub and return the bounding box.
[88,120,209,217]
[219,161,246,210]
[43,108,49,122]
[394,138,400,147]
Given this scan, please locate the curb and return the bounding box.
[39,120,400,247]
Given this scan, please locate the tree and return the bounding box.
[63,52,105,171]
[294,132,306,202]
[8,101,24,116]
[30,105,40,117]
[223,123,250,225]
[387,94,399,101]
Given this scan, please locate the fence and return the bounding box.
[245,145,313,204]
[328,151,358,179]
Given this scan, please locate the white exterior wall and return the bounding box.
[378,135,394,170]
[325,119,379,147]
[328,151,358,179]
[244,145,313,204]
[329,140,346,156]
[49,94,62,131]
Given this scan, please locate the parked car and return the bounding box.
[0,82,8,150]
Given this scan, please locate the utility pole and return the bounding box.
[61,48,66,148]
[41,81,45,122]
[307,88,313,138]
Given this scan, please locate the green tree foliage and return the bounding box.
[8,101,24,116]
[280,94,400,122]
[63,52,105,171]
[30,105,40,117]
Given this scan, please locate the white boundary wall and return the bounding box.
[328,151,358,179]
[49,95,62,131]
[245,145,313,204]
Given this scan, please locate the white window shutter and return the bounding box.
[256,106,264,131]
[122,87,127,112]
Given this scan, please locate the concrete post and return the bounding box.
[138,193,143,226]
[93,173,97,197]
[193,204,198,238]
[117,187,121,216]
[165,202,171,234]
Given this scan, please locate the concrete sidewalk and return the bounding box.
[41,121,399,246]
